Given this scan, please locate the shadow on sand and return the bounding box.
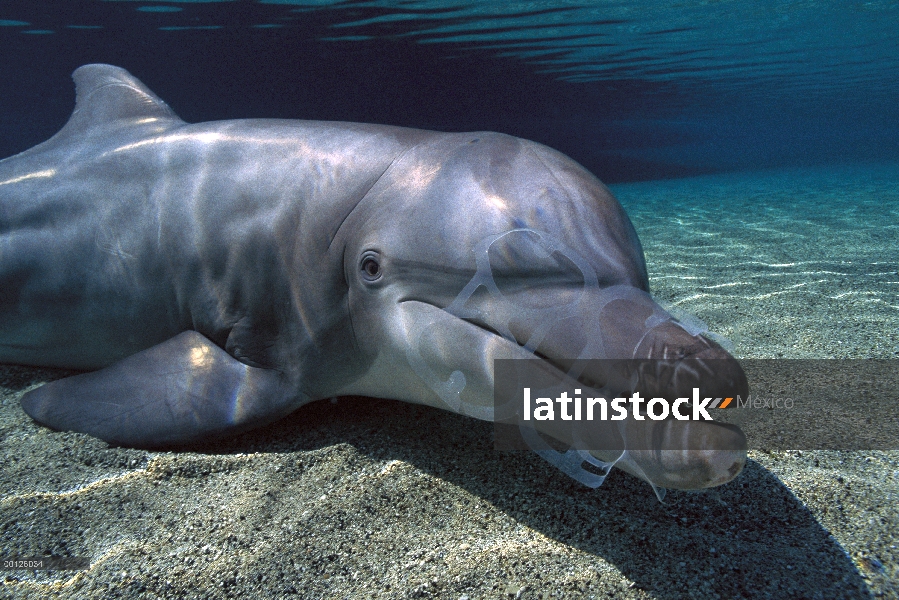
[0,364,874,599]
[194,395,872,599]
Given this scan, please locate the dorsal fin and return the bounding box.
[60,64,184,136]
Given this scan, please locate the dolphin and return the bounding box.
[1,64,747,493]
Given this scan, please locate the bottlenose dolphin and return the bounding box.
[1,64,747,493]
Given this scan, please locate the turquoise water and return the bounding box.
[612,163,899,360]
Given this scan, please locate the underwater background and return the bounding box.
[1,1,897,598]
[2,1,899,181]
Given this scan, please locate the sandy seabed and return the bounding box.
[1,163,897,599]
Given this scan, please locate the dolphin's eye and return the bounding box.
[360,252,382,282]
[363,259,380,278]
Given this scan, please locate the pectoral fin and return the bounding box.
[20,331,302,448]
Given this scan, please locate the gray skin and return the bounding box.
[1,64,747,491]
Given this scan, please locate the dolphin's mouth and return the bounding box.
[407,289,746,404]
[457,313,606,393]
[401,297,606,393]
[455,313,587,378]
[393,228,748,493]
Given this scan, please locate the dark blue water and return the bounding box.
[1,0,897,182]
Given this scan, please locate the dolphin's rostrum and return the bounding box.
[0,64,747,494]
